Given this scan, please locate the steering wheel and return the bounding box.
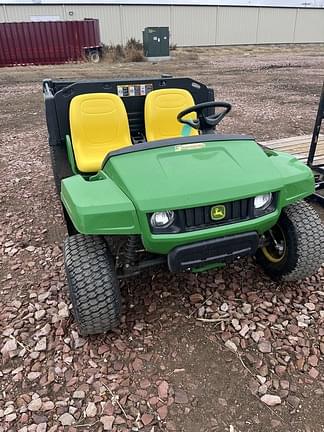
[177,101,232,133]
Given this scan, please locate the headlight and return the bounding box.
[254,193,273,210]
[150,211,175,228]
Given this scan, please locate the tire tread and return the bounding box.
[64,234,121,335]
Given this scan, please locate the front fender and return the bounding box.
[61,174,140,234]
[270,152,315,206]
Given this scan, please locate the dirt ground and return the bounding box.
[0,45,324,432]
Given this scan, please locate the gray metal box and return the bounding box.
[143,27,170,61]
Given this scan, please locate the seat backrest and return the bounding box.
[69,93,131,173]
[144,88,198,142]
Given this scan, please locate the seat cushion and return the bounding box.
[145,88,198,142]
[69,93,132,172]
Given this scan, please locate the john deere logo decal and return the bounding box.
[211,205,226,221]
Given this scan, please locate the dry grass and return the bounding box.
[103,38,145,63]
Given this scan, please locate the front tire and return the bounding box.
[64,234,121,335]
[256,200,324,281]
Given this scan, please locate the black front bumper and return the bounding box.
[167,232,259,271]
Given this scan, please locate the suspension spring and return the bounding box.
[124,235,140,268]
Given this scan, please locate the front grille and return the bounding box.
[177,198,253,232]
[148,193,277,234]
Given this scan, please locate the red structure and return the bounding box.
[0,19,101,67]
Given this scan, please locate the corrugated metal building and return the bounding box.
[1,1,324,46]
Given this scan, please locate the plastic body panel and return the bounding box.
[61,138,315,254]
[61,174,140,235]
[168,231,259,271]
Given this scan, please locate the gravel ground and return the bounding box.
[0,45,324,432]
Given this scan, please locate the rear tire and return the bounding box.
[256,200,324,281]
[64,234,121,335]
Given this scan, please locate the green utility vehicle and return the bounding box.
[43,76,323,335]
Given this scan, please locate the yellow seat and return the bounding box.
[69,93,132,173]
[144,88,198,141]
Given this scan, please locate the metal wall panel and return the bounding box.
[294,9,324,43]
[216,6,258,45]
[5,4,63,21]
[121,5,171,45]
[257,8,296,43]
[2,4,324,47]
[0,6,6,22]
[171,6,217,46]
[65,4,122,44]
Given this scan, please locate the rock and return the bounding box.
[132,358,143,372]
[296,357,305,371]
[287,395,300,409]
[41,401,54,411]
[258,340,272,353]
[141,413,154,426]
[35,338,47,352]
[309,367,319,379]
[251,331,262,343]
[38,292,50,302]
[114,415,126,425]
[158,380,169,399]
[72,390,85,399]
[197,306,205,317]
[242,303,252,314]
[225,340,237,353]
[275,365,286,376]
[280,380,289,390]
[257,375,266,385]
[26,245,36,252]
[4,406,14,415]
[59,413,75,426]
[39,324,51,336]
[258,364,268,377]
[220,303,229,312]
[320,343,324,355]
[267,314,277,323]
[157,405,168,420]
[308,355,318,367]
[258,384,268,395]
[100,415,115,431]
[305,302,315,311]
[35,310,46,321]
[174,389,189,404]
[28,372,41,381]
[36,424,47,432]
[85,402,97,418]
[71,331,86,348]
[28,398,42,412]
[260,394,281,406]
[249,378,259,395]
[231,319,241,331]
[5,413,17,422]
[58,303,69,318]
[239,324,249,337]
[133,322,144,332]
[189,293,204,304]
[1,338,17,355]
[140,378,150,389]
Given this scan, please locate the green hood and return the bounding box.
[105,139,285,212]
